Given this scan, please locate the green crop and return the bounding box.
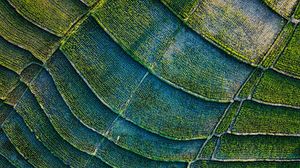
[0,0,299,167]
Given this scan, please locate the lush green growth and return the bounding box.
[215,134,300,160]
[191,160,300,168]
[81,0,99,7]
[4,82,27,106]
[8,0,87,36]
[253,69,300,106]
[0,66,19,100]
[97,140,186,168]
[106,118,203,161]
[20,64,42,84]
[47,51,205,162]
[294,2,300,19]
[125,74,227,140]
[0,0,60,61]
[261,22,295,68]
[0,155,14,168]
[0,0,299,167]
[215,102,240,135]
[47,51,118,135]
[61,17,148,112]
[238,69,263,99]
[61,17,230,140]
[27,69,103,154]
[233,100,300,134]
[198,136,218,159]
[275,24,300,78]
[0,36,40,74]
[0,103,13,126]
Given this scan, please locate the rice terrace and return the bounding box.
[0,0,300,167]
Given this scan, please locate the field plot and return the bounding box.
[233,100,300,134]
[92,1,253,101]
[0,0,300,167]
[263,0,299,18]
[275,24,300,78]
[28,68,104,154]
[15,90,109,167]
[8,0,87,36]
[261,22,295,68]
[191,160,300,168]
[0,37,41,74]
[215,134,300,160]
[0,66,19,100]
[0,130,33,168]
[253,69,300,106]
[214,102,240,135]
[0,0,60,61]
[60,16,231,140]
[2,110,66,167]
[163,0,285,64]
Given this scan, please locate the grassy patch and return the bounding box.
[20,64,42,84]
[0,155,14,168]
[0,36,40,74]
[233,100,300,134]
[238,69,263,99]
[29,69,103,154]
[4,82,26,106]
[8,0,87,36]
[0,0,60,61]
[191,160,300,168]
[160,0,199,19]
[81,0,99,7]
[215,102,240,135]
[0,66,19,100]
[275,24,300,78]
[215,134,300,159]
[47,50,117,135]
[261,22,295,68]
[253,69,300,106]
[198,136,218,159]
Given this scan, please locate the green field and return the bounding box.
[0,0,299,167]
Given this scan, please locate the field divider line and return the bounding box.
[119,71,149,114]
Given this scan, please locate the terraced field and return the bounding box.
[0,0,299,167]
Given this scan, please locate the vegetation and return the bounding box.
[0,0,299,167]
[233,100,300,134]
[92,1,253,101]
[216,134,300,159]
[253,70,300,106]
[263,0,299,18]
[275,24,300,78]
